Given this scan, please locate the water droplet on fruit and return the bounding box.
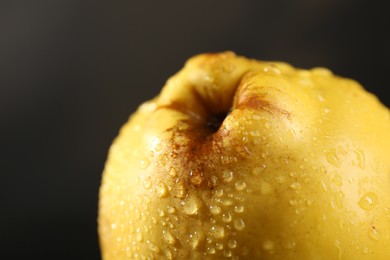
[162,230,175,245]
[207,247,216,254]
[326,149,342,167]
[147,240,160,252]
[276,175,286,183]
[224,250,233,257]
[143,179,152,189]
[211,225,225,238]
[228,239,237,249]
[156,183,168,198]
[283,241,296,250]
[139,159,149,169]
[234,205,244,213]
[182,196,201,215]
[165,249,173,259]
[209,205,221,215]
[290,182,302,190]
[166,205,176,214]
[214,189,224,197]
[158,208,165,217]
[263,240,274,251]
[222,170,234,182]
[189,231,204,249]
[332,174,342,186]
[353,149,366,169]
[235,181,247,191]
[369,227,381,240]
[252,165,266,176]
[234,219,245,231]
[169,168,177,177]
[222,199,233,206]
[222,212,232,222]
[173,187,184,200]
[136,229,143,242]
[359,192,378,211]
[216,243,224,250]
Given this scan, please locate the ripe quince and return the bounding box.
[99,52,390,259]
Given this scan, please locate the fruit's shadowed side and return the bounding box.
[98,52,390,259]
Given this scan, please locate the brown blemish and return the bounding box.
[236,93,291,119]
[163,119,239,191]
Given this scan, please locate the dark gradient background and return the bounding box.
[1,1,389,259]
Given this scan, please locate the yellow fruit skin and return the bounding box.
[98,52,390,259]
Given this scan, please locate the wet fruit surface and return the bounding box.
[99,52,390,259]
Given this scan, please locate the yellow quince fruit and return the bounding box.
[98,52,390,259]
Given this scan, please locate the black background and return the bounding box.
[1,1,389,259]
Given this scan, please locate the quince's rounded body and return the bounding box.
[99,52,390,259]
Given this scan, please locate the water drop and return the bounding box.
[234,219,245,231]
[369,226,381,240]
[354,149,366,169]
[189,231,204,249]
[144,195,151,204]
[209,205,222,215]
[306,199,314,206]
[214,189,224,197]
[222,199,233,206]
[167,205,176,214]
[332,174,342,186]
[211,225,225,238]
[162,230,175,245]
[275,175,286,183]
[252,165,266,176]
[216,243,224,250]
[136,229,143,242]
[182,196,201,215]
[234,205,244,213]
[224,250,232,257]
[222,213,232,223]
[326,149,342,167]
[362,246,369,254]
[222,170,234,182]
[263,240,274,251]
[169,168,177,177]
[147,241,160,253]
[111,223,117,230]
[290,182,302,190]
[143,179,152,189]
[207,247,216,254]
[154,142,162,153]
[176,183,186,199]
[228,240,237,249]
[165,249,173,259]
[158,208,165,217]
[235,181,247,191]
[156,183,168,198]
[283,241,296,250]
[359,192,378,211]
[210,175,218,186]
[139,159,150,169]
